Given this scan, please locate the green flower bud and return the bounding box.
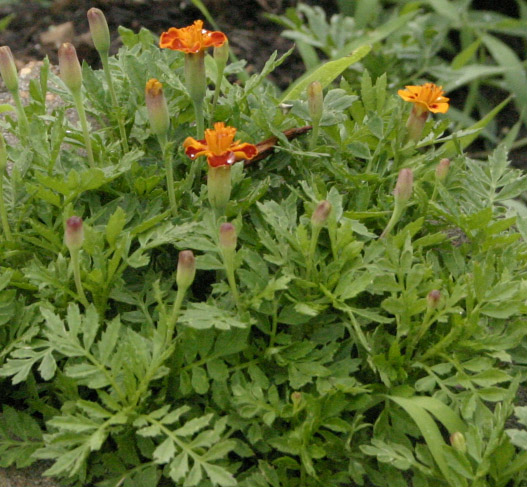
[311,200,332,227]
[394,168,413,203]
[145,78,170,136]
[219,223,237,252]
[213,39,229,66]
[65,216,84,251]
[450,432,466,453]
[436,158,450,182]
[59,42,82,94]
[0,46,18,93]
[291,391,302,406]
[87,8,111,55]
[176,250,196,291]
[307,80,323,123]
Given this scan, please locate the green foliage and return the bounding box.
[0,4,526,487]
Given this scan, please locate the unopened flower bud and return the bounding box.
[0,134,7,172]
[59,43,82,94]
[394,168,413,203]
[291,391,302,406]
[435,158,450,182]
[87,8,111,55]
[311,200,332,227]
[145,78,170,136]
[450,432,466,453]
[213,39,229,66]
[307,80,323,123]
[176,250,196,290]
[219,223,237,252]
[0,46,18,93]
[427,289,441,309]
[65,216,84,251]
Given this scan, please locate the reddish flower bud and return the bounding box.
[436,158,450,182]
[176,250,196,290]
[307,80,323,123]
[427,289,441,309]
[65,216,84,251]
[450,432,466,453]
[145,78,170,136]
[59,43,82,94]
[219,223,237,252]
[0,46,18,93]
[311,200,332,227]
[394,168,413,203]
[87,8,111,55]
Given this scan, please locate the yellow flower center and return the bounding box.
[145,78,162,97]
[204,122,237,155]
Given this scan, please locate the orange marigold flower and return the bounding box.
[183,122,258,168]
[397,83,450,114]
[160,20,227,54]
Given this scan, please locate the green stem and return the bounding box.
[308,119,320,150]
[101,53,129,152]
[193,98,204,139]
[221,249,241,310]
[379,202,405,239]
[167,287,186,343]
[70,249,89,308]
[185,52,206,139]
[0,171,12,241]
[405,309,433,359]
[211,63,226,120]
[306,225,322,278]
[12,90,29,140]
[72,91,95,167]
[159,135,177,218]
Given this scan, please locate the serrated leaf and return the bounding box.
[153,437,176,464]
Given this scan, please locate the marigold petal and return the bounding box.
[202,31,228,49]
[159,20,227,53]
[232,143,258,161]
[207,152,236,167]
[183,137,208,160]
[428,102,449,114]
[398,83,449,114]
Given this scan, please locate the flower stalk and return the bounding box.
[185,52,206,138]
[307,200,331,278]
[145,79,177,217]
[211,41,229,117]
[65,216,89,308]
[406,289,441,358]
[380,168,413,238]
[87,8,129,152]
[59,43,95,167]
[307,81,323,150]
[219,222,241,309]
[0,46,29,139]
[167,250,196,340]
[0,135,12,242]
